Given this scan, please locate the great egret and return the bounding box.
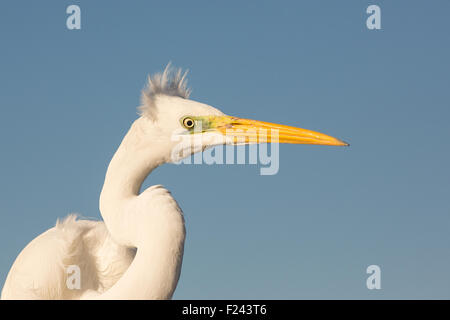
[1,65,348,299]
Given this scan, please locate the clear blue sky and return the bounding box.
[1,0,449,299]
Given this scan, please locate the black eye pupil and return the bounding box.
[185,119,193,127]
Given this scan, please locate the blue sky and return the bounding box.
[1,0,449,299]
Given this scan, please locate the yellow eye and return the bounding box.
[182,117,195,129]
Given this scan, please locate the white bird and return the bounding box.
[1,65,348,299]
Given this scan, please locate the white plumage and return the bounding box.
[1,65,348,299]
[1,66,212,299]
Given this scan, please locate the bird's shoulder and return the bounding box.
[137,185,183,216]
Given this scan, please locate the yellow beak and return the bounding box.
[212,115,348,146]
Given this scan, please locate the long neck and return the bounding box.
[100,118,165,245]
[96,118,185,299]
[102,118,161,199]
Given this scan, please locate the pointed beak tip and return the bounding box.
[215,115,350,147]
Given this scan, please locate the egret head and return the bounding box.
[136,64,348,163]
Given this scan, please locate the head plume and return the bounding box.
[138,63,191,120]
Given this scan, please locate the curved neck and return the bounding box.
[102,118,162,199]
[96,118,185,299]
[100,118,162,245]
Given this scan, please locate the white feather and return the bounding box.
[139,63,191,120]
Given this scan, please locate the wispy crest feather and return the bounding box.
[138,63,191,120]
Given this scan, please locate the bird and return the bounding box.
[1,64,348,300]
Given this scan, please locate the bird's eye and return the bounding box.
[182,117,195,129]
